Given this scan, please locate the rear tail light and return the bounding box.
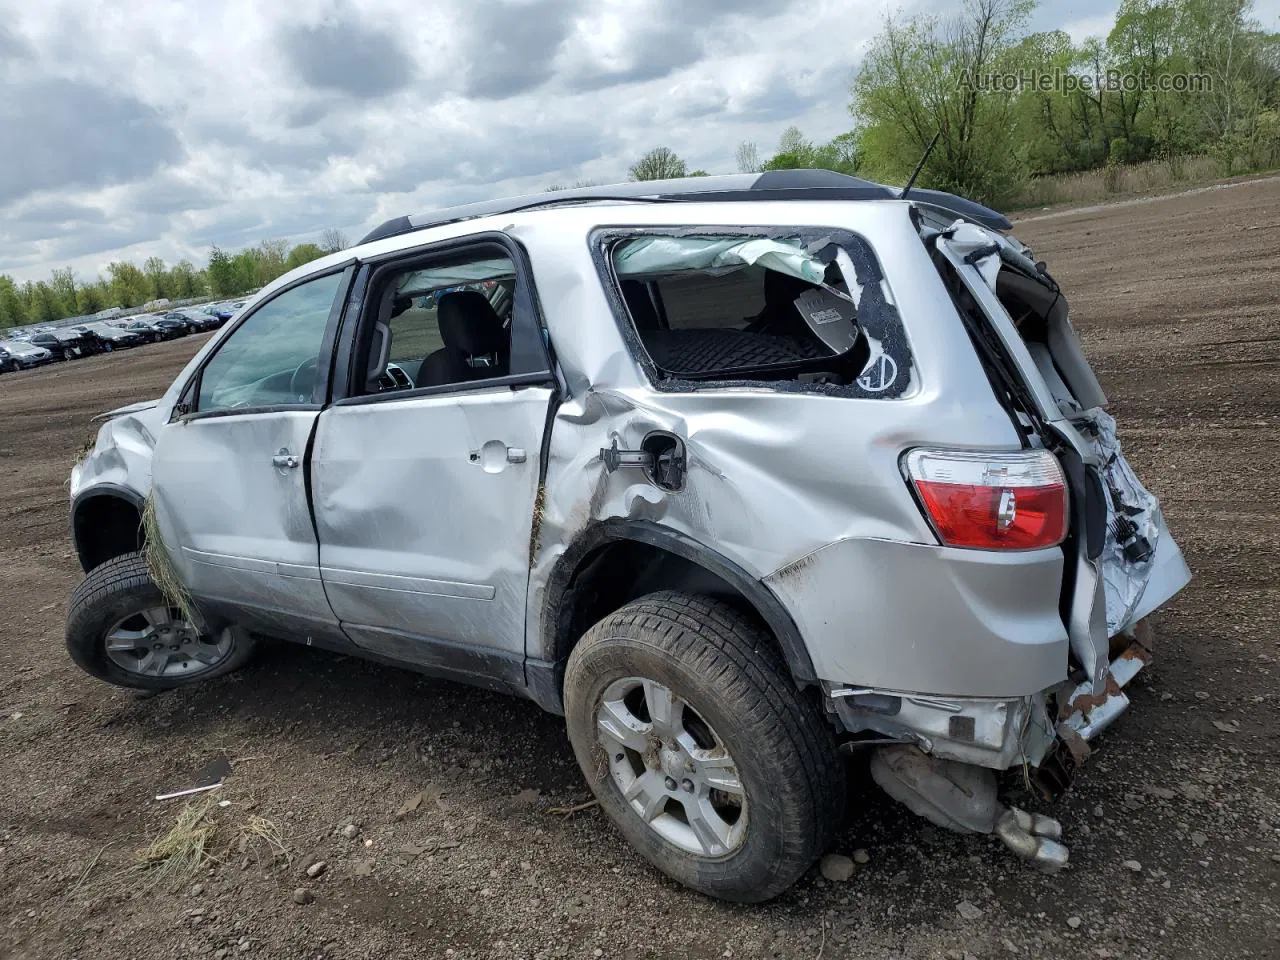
[903,449,1068,550]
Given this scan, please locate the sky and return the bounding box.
[1,0,1277,283]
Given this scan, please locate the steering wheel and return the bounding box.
[288,357,319,402]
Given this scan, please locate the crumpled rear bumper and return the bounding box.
[830,618,1159,782]
[1032,621,1156,794]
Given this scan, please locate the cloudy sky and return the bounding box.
[2,0,1277,282]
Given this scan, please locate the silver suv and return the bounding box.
[66,172,1189,902]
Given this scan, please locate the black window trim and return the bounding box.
[588,223,915,399]
[174,261,357,423]
[330,231,554,407]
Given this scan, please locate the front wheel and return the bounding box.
[66,552,256,690]
[563,592,845,902]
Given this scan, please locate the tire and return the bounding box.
[66,552,256,691]
[563,592,845,902]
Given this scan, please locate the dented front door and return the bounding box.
[150,411,340,642]
[148,266,353,644]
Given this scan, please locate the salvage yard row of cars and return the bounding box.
[0,301,246,373]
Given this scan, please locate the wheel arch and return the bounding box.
[532,520,817,711]
[71,486,146,574]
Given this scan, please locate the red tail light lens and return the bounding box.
[904,449,1068,550]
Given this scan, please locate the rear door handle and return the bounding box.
[272,452,300,469]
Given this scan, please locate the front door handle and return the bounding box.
[272,452,300,469]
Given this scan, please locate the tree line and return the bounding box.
[6,0,1275,331]
[625,0,1277,206]
[0,229,348,330]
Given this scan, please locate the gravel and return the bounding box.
[819,854,855,882]
[956,901,984,921]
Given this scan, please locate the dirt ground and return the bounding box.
[1,178,1278,960]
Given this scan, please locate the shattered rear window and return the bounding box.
[604,230,915,397]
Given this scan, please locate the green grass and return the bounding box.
[141,496,195,623]
[1009,154,1280,212]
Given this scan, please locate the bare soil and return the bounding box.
[2,179,1278,960]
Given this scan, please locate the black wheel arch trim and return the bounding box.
[69,484,147,572]
[538,518,819,694]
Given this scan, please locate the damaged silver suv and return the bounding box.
[66,171,1189,902]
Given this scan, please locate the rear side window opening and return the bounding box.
[598,227,916,399]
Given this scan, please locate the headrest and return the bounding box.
[436,290,506,356]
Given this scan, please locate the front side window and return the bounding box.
[196,271,342,412]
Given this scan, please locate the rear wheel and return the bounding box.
[66,552,255,690]
[563,592,844,902]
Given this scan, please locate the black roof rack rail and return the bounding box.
[358,170,1011,245]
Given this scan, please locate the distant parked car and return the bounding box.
[24,332,70,361]
[28,327,99,360]
[164,309,220,332]
[110,318,165,343]
[121,316,186,341]
[201,303,235,324]
[75,323,143,351]
[0,346,13,373]
[150,318,191,338]
[0,338,55,368]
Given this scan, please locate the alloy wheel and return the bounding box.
[596,676,747,858]
[104,606,233,679]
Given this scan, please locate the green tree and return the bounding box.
[144,256,170,300]
[107,262,151,308]
[231,249,260,293]
[169,260,204,298]
[285,243,326,271]
[255,239,291,287]
[28,281,62,323]
[49,267,78,316]
[77,282,108,315]
[1178,0,1280,165]
[0,275,27,329]
[763,129,861,174]
[206,247,239,297]
[629,147,687,180]
[851,0,1035,205]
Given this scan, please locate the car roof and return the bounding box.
[247,174,1014,315]
[359,170,1012,245]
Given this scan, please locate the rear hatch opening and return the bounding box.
[924,219,1190,684]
